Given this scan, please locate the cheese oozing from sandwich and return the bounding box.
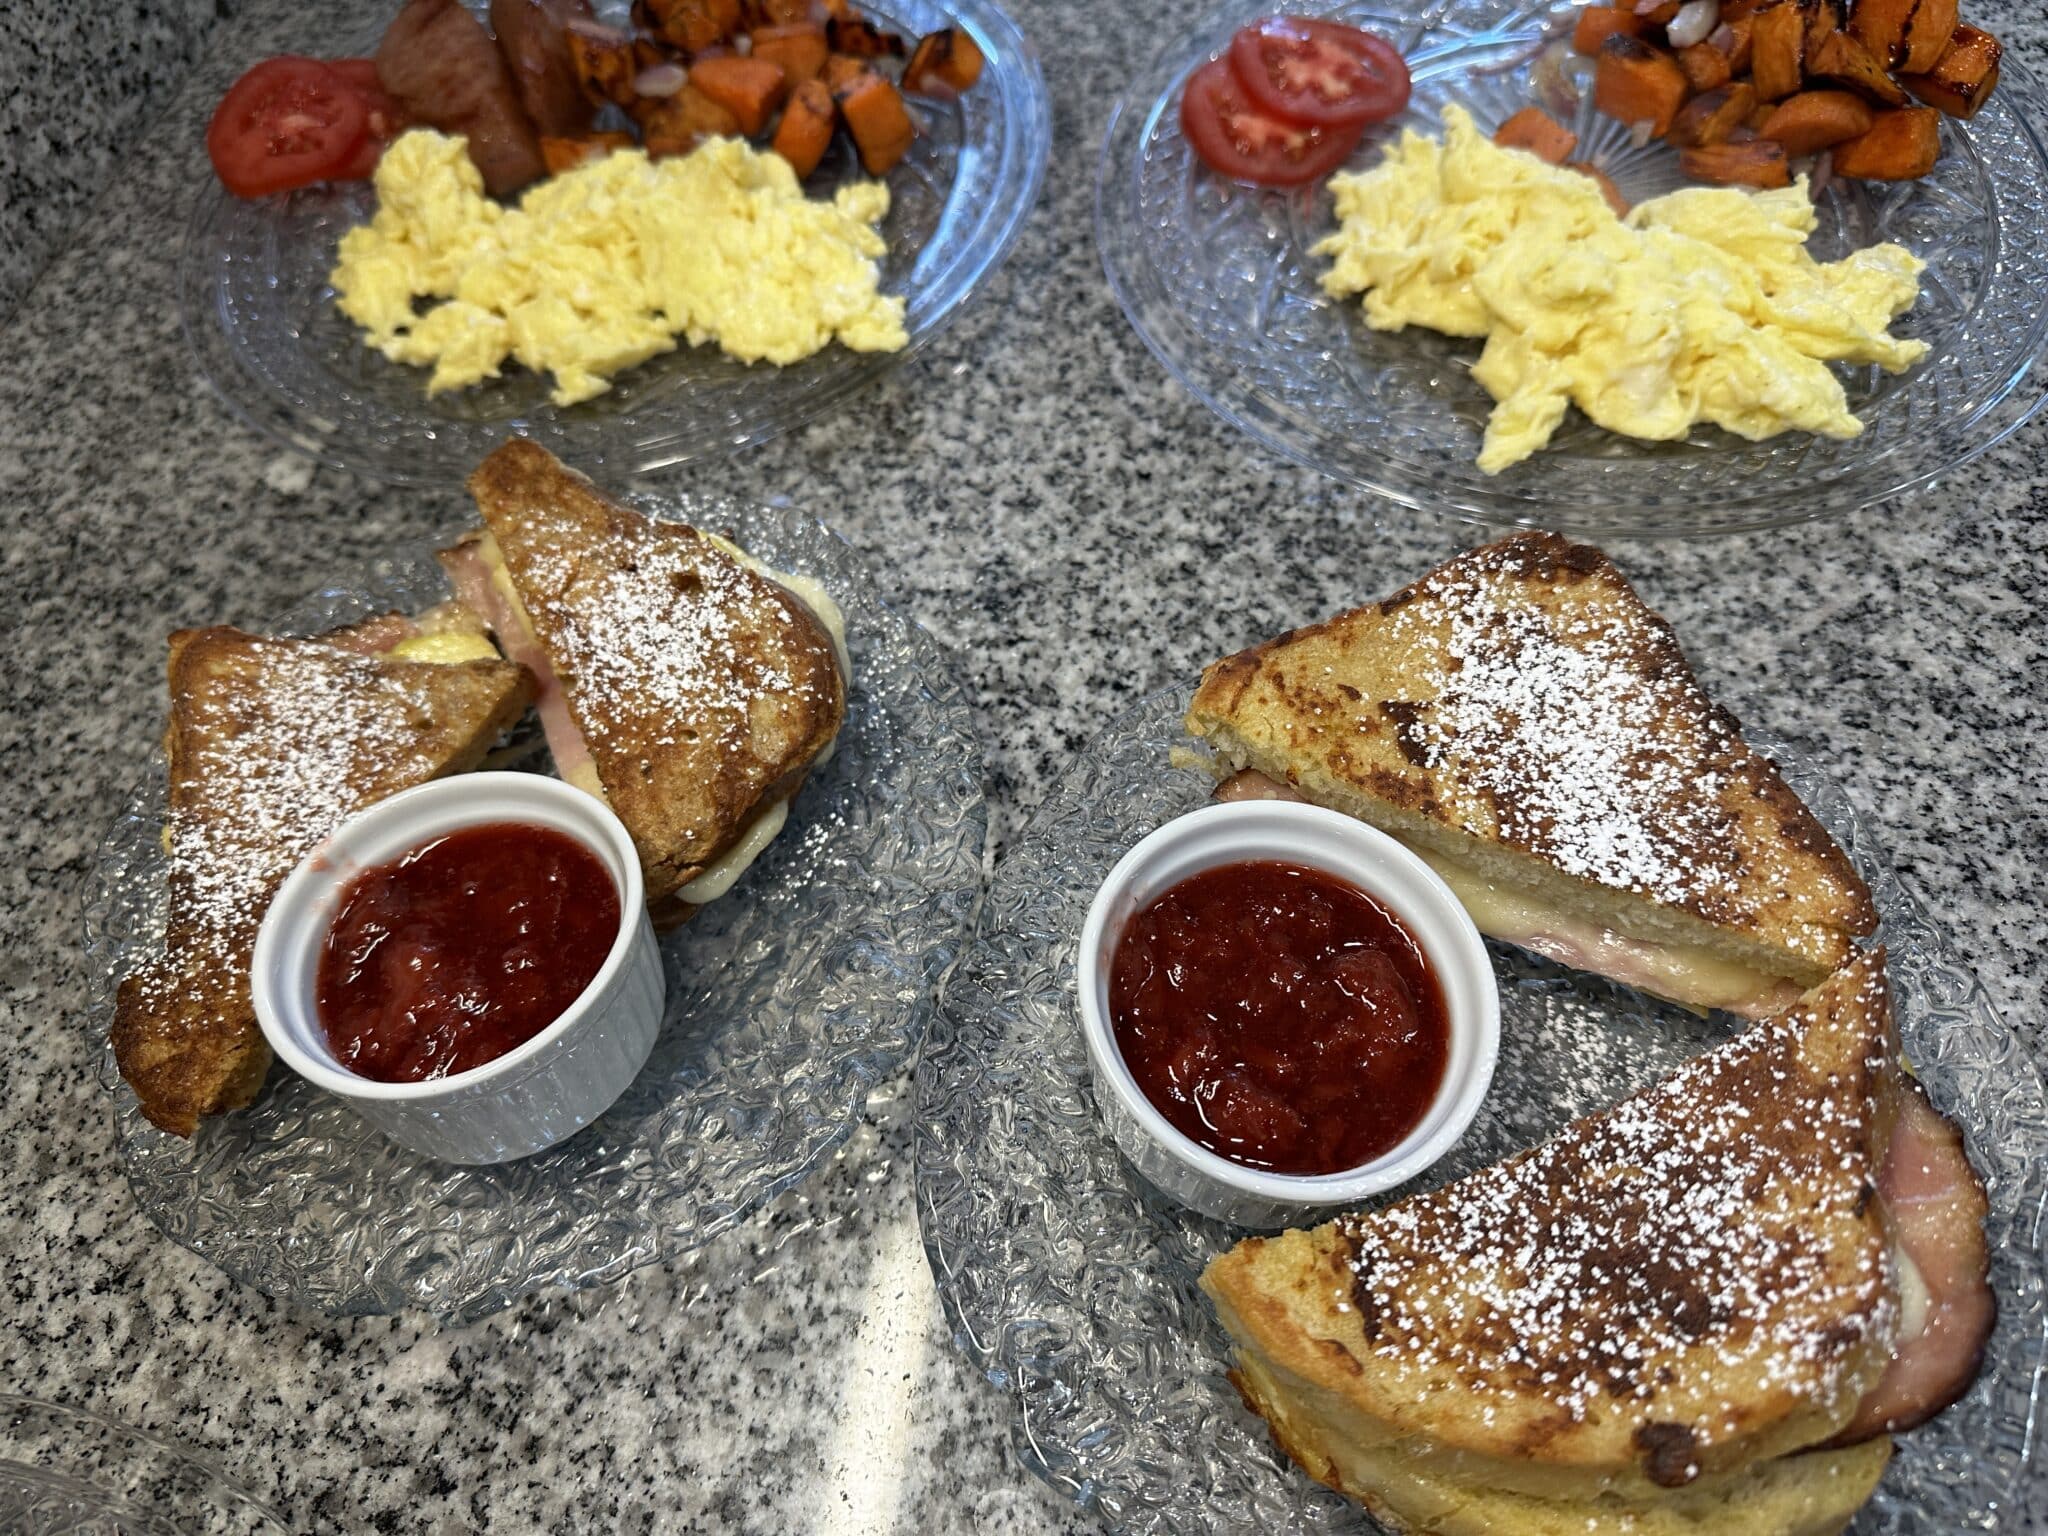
[443,529,845,904]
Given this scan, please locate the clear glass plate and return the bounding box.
[913,687,2048,1534]
[1095,0,2048,536]
[180,0,1049,487]
[0,1397,288,1536]
[81,493,987,1324]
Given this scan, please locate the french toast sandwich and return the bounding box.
[448,440,846,924]
[1201,952,1995,1534]
[111,624,533,1135]
[1186,532,1876,1017]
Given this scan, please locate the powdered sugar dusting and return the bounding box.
[1339,963,1895,1445]
[136,637,495,995]
[505,512,828,758]
[1380,537,1745,910]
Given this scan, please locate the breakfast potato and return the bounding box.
[1493,107,1578,164]
[834,70,913,173]
[1749,3,1807,101]
[771,77,836,175]
[1569,161,1630,215]
[1594,36,1690,137]
[1900,24,2001,117]
[1831,104,1942,178]
[1809,31,1912,106]
[1672,82,1758,146]
[1678,41,1733,91]
[1759,89,1874,153]
[690,55,788,134]
[1681,138,1792,186]
[903,27,985,94]
[751,23,830,83]
[1573,6,1645,55]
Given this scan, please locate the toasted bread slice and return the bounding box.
[461,439,845,911]
[1186,532,1875,1014]
[1203,953,1901,1507]
[111,627,533,1136]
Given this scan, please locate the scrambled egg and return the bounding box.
[331,130,907,406]
[1316,106,1929,473]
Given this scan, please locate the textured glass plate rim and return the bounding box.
[80,495,989,1323]
[912,685,2048,1534]
[177,0,1050,488]
[0,1395,290,1533]
[1092,0,2048,537]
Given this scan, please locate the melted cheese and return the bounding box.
[388,630,499,664]
[1408,844,1787,1014]
[674,797,789,905]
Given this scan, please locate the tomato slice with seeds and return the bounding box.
[327,59,412,182]
[1228,18,1411,129]
[1180,57,1366,187]
[206,56,368,199]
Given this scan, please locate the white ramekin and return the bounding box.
[1077,799,1500,1227]
[252,772,665,1165]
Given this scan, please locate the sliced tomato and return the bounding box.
[1228,18,1411,128]
[1181,56,1365,186]
[206,56,369,198]
[329,59,412,142]
[327,58,412,181]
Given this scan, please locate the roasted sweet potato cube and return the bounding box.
[634,82,740,155]
[1681,138,1792,186]
[1759,88,1875,153]
[1677,41,1732,91]
[1569,162,1630,215]
[539,131,637,174]
[1719,0,1767,18]
[1899,24,2001,117]
[1594,36,1690,137]
[750,23,829,84]
[1493,106,1579,164]
[1851,0,1959,72]
[1809,30,1911,106]
[567,26,664,108]
[640,0,744,52]
[1672,82,1757,146]
[902,26,985,93]
[1831,105,1942,178]
[1637,0,1679,20]
[1573,6,1645,56]
[1749,3,1807,101]
[1804,0,1844,55]
[1718,16,1755,73]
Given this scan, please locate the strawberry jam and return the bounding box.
[1107,860,1448,1175]
[316,822,620,1083]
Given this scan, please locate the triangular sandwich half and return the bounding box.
[1201,952,1994,1534]
[111,624,534,1135]
[447,439,847,924]
[1186,532,1875,1016]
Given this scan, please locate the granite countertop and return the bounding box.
[2,0,2045,1530]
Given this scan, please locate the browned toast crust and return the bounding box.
[111,627,533,1135]
[1186,533,1876,982]
[465,440,845,905]
[1204,953,1901,1496]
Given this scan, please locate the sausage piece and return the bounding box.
[490,0,597,138]
[377,0,547,196]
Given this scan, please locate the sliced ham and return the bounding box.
[1213,768,1304,803]
[1830,1079,1996,1443]
[440,538,602,795]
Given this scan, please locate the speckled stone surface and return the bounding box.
[2,0,2045,1530]
[0,0,240,325]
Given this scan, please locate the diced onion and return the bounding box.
[1630,118,1657,148]
[1708,21,1737,52]
[634,63,688,98]
[1666,0,1721,47]
[1810,149,1836,200]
